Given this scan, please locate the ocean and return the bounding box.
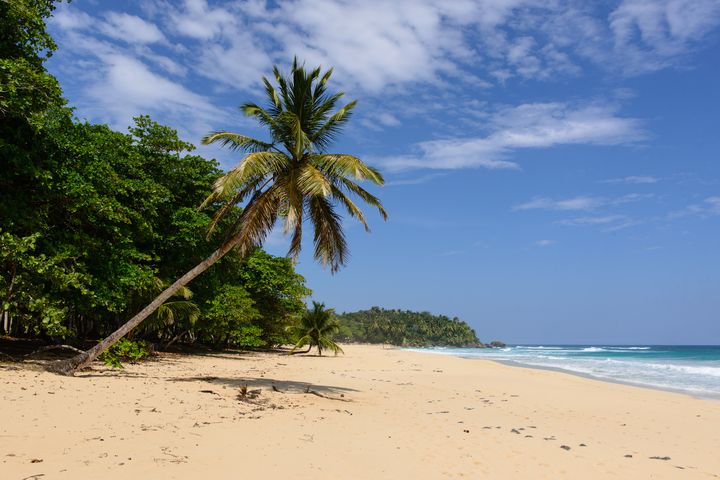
[411,345,720,399]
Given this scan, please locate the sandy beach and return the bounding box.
[2,344,719,479]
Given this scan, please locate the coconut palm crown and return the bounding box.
[201,58,388,272]
[289,301,343,356]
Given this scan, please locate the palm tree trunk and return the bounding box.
[46,239,239,376]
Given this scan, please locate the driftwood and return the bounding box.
[303,386,350,402]
[27,345,86,357]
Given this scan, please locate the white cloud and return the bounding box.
[514,193,653,211]
[384,173,446,187]
[535,239,557,246]
[438,250,465,257]
[669,196,720,219]
[515,196,606,211]
[58,41,229,142]
[168,0,236,40]
[602,175,660,184]
[556,215,628,225]
[380,102,644,170]
[555,214,641,231]
[52,7,94,30]
[377,113,401,127]
[45,0,720,174]
[51,0,720,104]
[100,12,166,44]
[609,0,720,73]
[51,6,166,45]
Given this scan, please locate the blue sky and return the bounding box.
[46,0,720,344]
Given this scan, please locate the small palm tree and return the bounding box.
[48,58,386,375]
[135,278,200,348]
[289,302,343,356]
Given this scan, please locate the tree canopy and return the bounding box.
[335,307,481,347]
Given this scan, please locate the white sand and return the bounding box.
[2,344,719,479]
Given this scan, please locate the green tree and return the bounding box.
[0,230,87,338]
[237,248,310,345]
[288,302,343,356]
[198,285,260,349]
[335,308,481,347]
[0,0,64,127]
[50,59,387,374]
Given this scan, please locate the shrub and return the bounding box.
[99,339,151,368]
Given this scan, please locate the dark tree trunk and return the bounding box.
[46,239,239,375]
[290,345,312,355]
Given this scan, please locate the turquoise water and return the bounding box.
[411,345,720,398]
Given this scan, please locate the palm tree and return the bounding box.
[47,58,387,375]
[288,302,343,356]
[135,278,201,349]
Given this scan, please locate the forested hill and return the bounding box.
[334,308,482,347]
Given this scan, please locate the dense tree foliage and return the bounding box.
[0,113,311,346]
[335,307,481,347]
[0,1,312,350]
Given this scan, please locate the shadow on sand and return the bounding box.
[167,375,358,395]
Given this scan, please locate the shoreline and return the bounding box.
[2,344,719,479]
[408,345,720,401]
[492,358,720,401]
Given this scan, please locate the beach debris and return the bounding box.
[30,458,43,463]
[543,436,556,441]
[463,429,470,433]
[650,456,671,461]
[272,384,283,393]
[511,428,521,434]
[579,443,587,447]
[237,385,261,401]
[199,389,219,395]
[21,475,45,480]
[302,386,350,402]
[525,435,533,438]
[624,454,633,458]
[169,376,218,382]
[560,445,571,451]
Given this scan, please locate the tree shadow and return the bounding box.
[166,375,358,395]
[77,370,150,378]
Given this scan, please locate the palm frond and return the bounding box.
[201,132,273,153]
[309,195,347,272]
[329,184,369,231]
[298,163,332,197]
[338,177,389,220]
[200,178,265,237]
[311,100,357,150]
[311,154,384,184]
[228,184,283,258]
[210,152,289,200]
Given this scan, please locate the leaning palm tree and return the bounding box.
[288,302,343,356]
[47,58,387,375]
